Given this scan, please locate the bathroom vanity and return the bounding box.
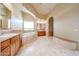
[0,33,22,56]
[37,23,46,36]
[38,30,46,36]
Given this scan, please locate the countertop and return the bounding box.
[0,33,20,42]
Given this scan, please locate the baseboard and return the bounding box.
[54,35,77,43]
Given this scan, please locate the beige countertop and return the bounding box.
[0,33,20,42]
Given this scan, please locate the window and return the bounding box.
[8,20,10,29]
[24,21,34,31]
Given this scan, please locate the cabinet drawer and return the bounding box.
[1,46,11,56]
[1,39,10,50]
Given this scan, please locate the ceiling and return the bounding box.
[23,3,57,19]
[0,4,4,8]
[31,3,57,15]
[2,3,79,20]
[24,3,79,20]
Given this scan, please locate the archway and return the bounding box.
[48,17,54,36]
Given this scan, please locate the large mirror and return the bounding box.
[0,3,11,29]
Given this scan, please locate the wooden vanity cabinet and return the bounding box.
[1,40,10,50]
[38,31,46,36]
[1,46,11,56]
[1,39,10,56]
[0,34,22,56]
[11,35,21,56]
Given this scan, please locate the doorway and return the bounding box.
[48,17,53,36]
[0,20,2,29]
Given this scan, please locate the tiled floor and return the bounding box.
[17,36,79,56]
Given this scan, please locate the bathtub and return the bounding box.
[22,32,37,45]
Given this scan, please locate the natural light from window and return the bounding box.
[24,21,34,31]
[8,20,10,29]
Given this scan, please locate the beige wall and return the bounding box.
[48,4,79,49]
[10,4,23,30]
[10,6,36,31]
[54,4,79,41]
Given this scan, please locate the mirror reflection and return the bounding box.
[0,4,11,29]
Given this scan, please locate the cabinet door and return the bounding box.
[1,46,11,56]
[1,39,10,50]
[11,44,16,56]
[15,35,21,55]
[38,31,46,36]
[11,35,20,56]
[11,39,19,56]
[15,38,20,52]
[11,36,17,56]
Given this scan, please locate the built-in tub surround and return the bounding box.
[0,29,12,34]
[22,32,37,45]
